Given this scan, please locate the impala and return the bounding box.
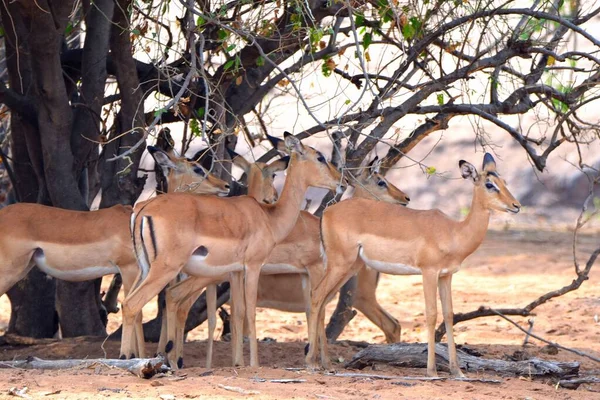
[161,155,410,369]
[124,132,344,367]
[155,151,290,360]
[307,153,520,377]
[0,145,229,358]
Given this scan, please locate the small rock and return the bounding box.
[540,344,559,355]
[150,381,164,387]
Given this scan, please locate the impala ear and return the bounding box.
[283,131,305,155]
[482,152,497,172]
[369,156,383,175]
[266,133,289,155]
[227,147,251,174]
[148,146,181,172]
[267,156,290,174]
[459,160,479,182]
[156,127,174,153]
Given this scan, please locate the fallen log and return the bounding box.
[558,377,600,389]
[346,343,579,379]
[0,356,169,379]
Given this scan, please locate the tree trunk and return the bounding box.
[0,0,57,338]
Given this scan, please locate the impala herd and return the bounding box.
[0,132,520,378]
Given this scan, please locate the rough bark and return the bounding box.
[99,0,146,209]
[0,0,57,338]
[346,343,580,379]
[71,0,115,188]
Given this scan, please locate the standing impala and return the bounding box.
[123,132,344,367]
[0,145,230,358]
[306,153,520,377]
[155,151,290,362]
[162,155,410,369]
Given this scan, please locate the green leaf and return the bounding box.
[217,29,229,40]
[196,16,205,27]
[0,25,6,37]
[355,14,365,27]
[568,58,577,68]
[223,59,235,71]
[190,119,202,137]
[131,28,141,36]
[345,99,351,105]
[153,108,167,118]
[362,31,372,50]
[426,166,436,175]
[256,55,265,67]
[437,93,444,105]
[226,44,236,52]
[65,22,74,36]
[402,23,415,40]
[196,107,206,118]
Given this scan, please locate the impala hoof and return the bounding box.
[165,340,174,353]
[177,357,184,369]
[119,354,126,360]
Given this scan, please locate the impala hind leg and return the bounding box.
[120,265,147,358]
[306,257,356,370]
[163,276,211,369]
[421,269,440,377]
[439,274,464,377]
[121,259,181,360]
[354,266,401,343]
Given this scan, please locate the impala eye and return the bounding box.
[377,180,387,187]
[272,173,277,179]
[193,166,207,177]
[316,153,326,163]
[485,182,495,190]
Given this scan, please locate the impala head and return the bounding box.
[266,132,346,193]
[227,148,290,204]
[352,157,410,206]
[459,153,521,213]
[147,146,230,197]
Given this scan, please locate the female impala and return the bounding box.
[162,154,410,369]
[307,153,520,377]
[155,152,290,361]
[0,146,230,358]
[123,132,344,367]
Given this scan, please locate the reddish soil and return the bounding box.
[0,229,598,399]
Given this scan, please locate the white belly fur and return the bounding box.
[184,256,244,277]
[35,255,118,282]
[261,263,306,275]
[359,248,421,275]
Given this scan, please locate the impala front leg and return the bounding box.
[244,265,261,367]
[229,271,245,367]
[205,283,217,369]
[439,273,464,377]
[422,269,439,377]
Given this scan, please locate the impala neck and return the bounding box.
[457,185,490,257]
[263,154,308,243]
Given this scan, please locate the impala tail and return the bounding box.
[130,203,157,289]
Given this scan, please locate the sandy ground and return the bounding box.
[0,229,598,399]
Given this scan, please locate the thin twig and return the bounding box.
[491,310,600,363]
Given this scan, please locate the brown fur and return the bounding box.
[306,153,521,377]
[161,157,410,369]
[123,134,343,367]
